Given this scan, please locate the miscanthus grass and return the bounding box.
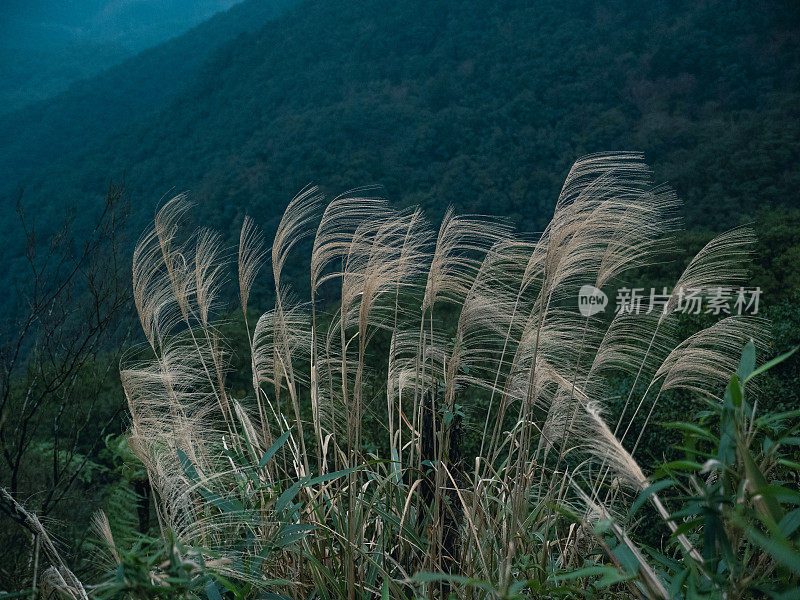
[105,152,770,599]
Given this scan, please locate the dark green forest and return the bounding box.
[3,0,800,306]
[0,0,262,113]
[1,0,800,597]
[0,0,294,195]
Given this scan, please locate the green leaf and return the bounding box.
[177,448,200,481]
[275,479,304,513]
[443,410,453,426]
[628,479,675,520]
[409,572,493,592]
[719,380,738,468]
[381,578,389,600]
[667,567,689,598]
[274,523,315,547]
[757,411,800,431]
[758,485,800,506]
[593,518,614,535]
[773,588,800,600]
[302,551,346,593]
[613,543,640,574]
[728,374,743,408]
[259,430,292,468]
[671,518,704,538]
[662,421,718,442]
[779,509,800,538]
[744,346,799,383]
[280,523,315,535]
[205,578,223,600]
[737,340,756,380]
[274,523,315,548]
[209,490,245,515]
[740,444,785,525]
[746,526,800,574]
[308,466,361,485]
[554,565,631,587]
[178,448,245,515]
[653,460,703,477]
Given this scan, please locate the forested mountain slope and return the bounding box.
[0,0,294,193]
[0,0,244,113]
[3,0,799,304]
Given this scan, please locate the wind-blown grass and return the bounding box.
[111,152,770,599]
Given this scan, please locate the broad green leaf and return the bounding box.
[381,579,389,600]
[667,567,689,598]
[758,485,800,506]
[746,527,800,574]
[737,340,756,379]
[593,518,614,534]
[744,346,798,383]
[275,479,304,513]
[628,479,675,520]
[205,578,223,600]
[739,442,785,525]
[779,509,800,538]
[280,523,315,535]
[662,421,718,442]
[728,374,743,408]
[653,460,703,477]
[274,523,315,548]
[613,543,640,574]
[719,381,737,468]
[259,429,292,468]
[554,565,630,587]
[308,466,361,485]
[177,448,200,481]
[672,517,704,538]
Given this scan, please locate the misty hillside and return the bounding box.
[0,1,247,112]
[0,0,294,186]
[2,0,243,50]
[2,0,799,303]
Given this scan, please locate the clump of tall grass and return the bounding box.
[112,152,769,599]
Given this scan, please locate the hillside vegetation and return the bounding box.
[6,154,800,598]
[0,0,294,194]
[1,3,800,594]
[2,0,799,311]
[0,0,245,113]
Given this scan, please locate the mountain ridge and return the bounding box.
[0,0,296,193]
[3,0,799,310]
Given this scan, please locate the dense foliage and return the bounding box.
[3,1,799,250]
[0,0,252,114]
[8,156,800,599]
[0,0,294,202]
[1,0,799,597]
